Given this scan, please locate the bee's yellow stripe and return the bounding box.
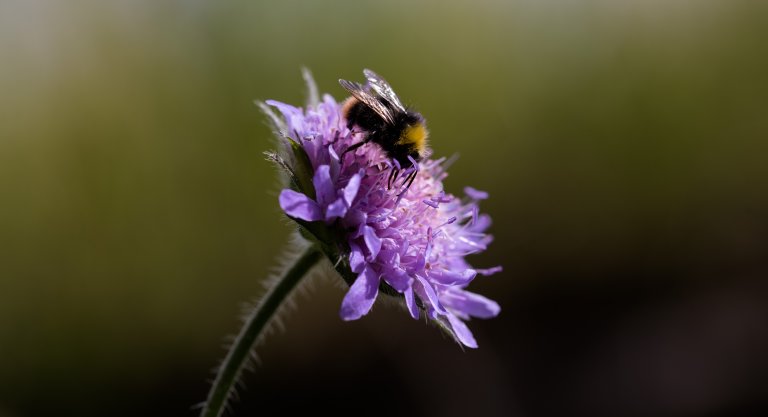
[399,123,429,155]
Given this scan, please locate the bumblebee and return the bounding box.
[339,69,429,188]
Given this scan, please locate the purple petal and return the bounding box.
[443,290,501,319]
[343,173,362,207]
[325,198,347,220]
[341,208,366,230]
[469,206,479,226]
[427,268,477,285]
[416,276,446,314]
[328,145,341,178]
[362,226,381,260]
[377,249,400,266]
[340,266,380,321]
[412,252,426,273]
[313,165,335,206]
[404,286,419,319]
[348,241,365,273]
[468,213,492,232]
[278,189,322,221]
[265,100,302,119]
[446,314,478,348]
[476,266,503,276]
[381,267,409,292]
[457,236,488,252]
[464,186,489,200]
[328,143,340,162]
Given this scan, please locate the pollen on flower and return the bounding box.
[265,73,501,348]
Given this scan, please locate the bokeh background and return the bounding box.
[1,1,767,416]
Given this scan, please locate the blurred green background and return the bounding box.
[1,1,767,416]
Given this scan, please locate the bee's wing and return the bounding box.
[339,79,396,125]
[363,69,406,112]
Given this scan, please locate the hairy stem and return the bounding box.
[200,245,323,417]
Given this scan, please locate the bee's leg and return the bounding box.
[395,170,415,199]
[388,158,403,190]
[400,169,416,190]
[340,139,367,161]
[388,166,399,189]
[405,169,417,189]
[399,156,420,193]
[341,130,377,162]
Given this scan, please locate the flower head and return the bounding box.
[264,71,500,348]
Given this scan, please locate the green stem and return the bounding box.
[200,245,323,417]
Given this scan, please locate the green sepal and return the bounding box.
[285,136,316,200]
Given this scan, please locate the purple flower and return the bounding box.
[263,74,500,348]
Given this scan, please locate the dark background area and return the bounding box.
[1,1,767,416]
